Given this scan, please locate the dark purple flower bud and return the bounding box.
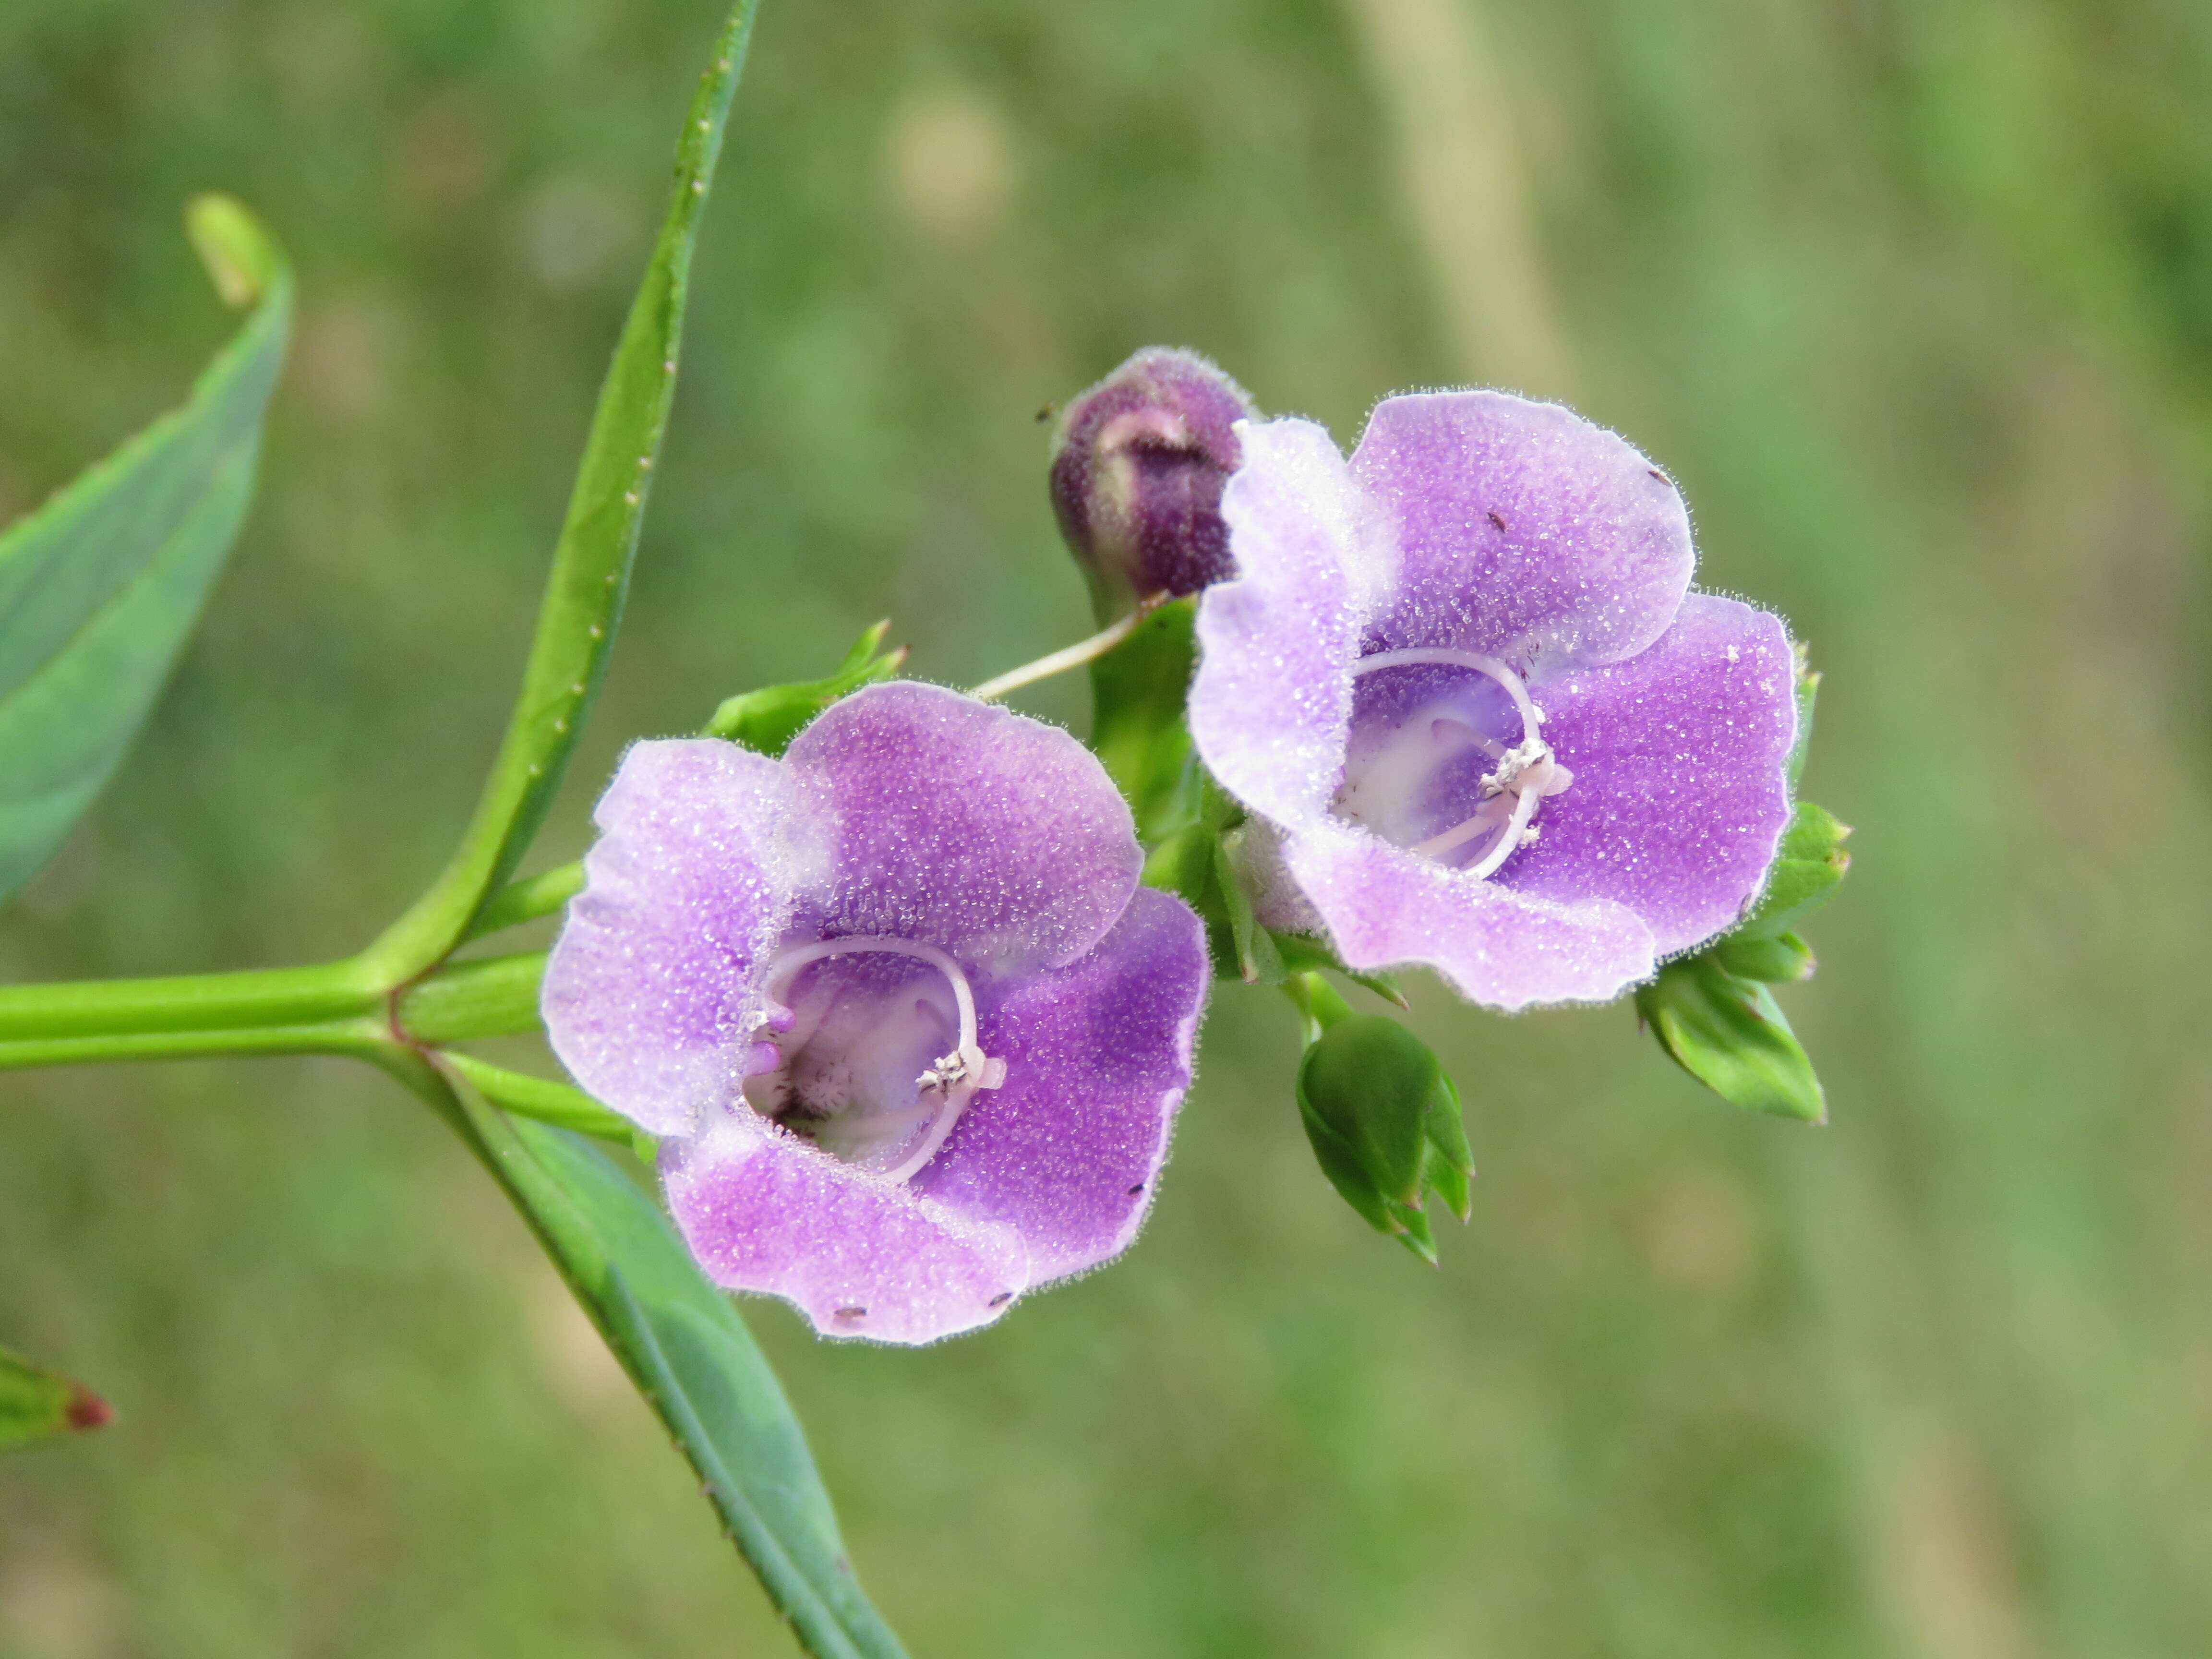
[1049,347,1256,620]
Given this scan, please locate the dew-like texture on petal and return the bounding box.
[662,1118,1030,1346]
[542,740,796,1137]
[783,682,1140,976]
[1285,824,1655,1010]
[1352,392,1693,672]
[1505,594,1797,957]
[911,888,1207,1284]
[1190,418,1377,830]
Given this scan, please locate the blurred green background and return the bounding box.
[4,0,2211,1653]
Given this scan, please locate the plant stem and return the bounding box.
[0,957,383,1042]
[967,604,1153,702]
[465,863,584,941]
[394,951,548,1045]
[442,1053,632,1143]
[0,1018,387,1072]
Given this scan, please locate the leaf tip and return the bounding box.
[186,193,280,310]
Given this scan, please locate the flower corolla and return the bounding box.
[543,681,1209,1343]
[1190,390,1798,1010]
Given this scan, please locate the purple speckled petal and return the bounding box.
[1283,822,1655,1010]
[910,887,1208,1284]
[1503,594,1797,956]
[1190,417,1381,831]
[662,1117,1030,1345]
[783,682,1140,976]
[1352,392,1692,672]
[542,740,798,1136]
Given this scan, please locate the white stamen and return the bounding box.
[754,936,1003,1182]
[1349,647,1572,879]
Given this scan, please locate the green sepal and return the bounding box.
[1787,642,1819,790]
[1421,1070,1476,1223]
[1270,927,1408,1008]
[1736,800,1851,941]
[1141,820,1238,972]
[1713,928,1815,984]
[1214,834,1285,985]
[705,620,905,756]
[1292,1004,1474,1256]
[1087,598,1202,843]
[0,1344,110,1451]
[1635,954,1825,1122]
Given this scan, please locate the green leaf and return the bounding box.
[706,619,905,755]
[0,1344,111,1452]
[449,1089,909,1659]
[366,0,763,981]
[1086,597,1201,842]
[1635,954,1826,1122]
[1736,800,1851,941]
[0,193,291,903]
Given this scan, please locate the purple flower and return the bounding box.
[1050,347,1255,618]
[1190,391,1798,1011]
[542,681,1210,1344]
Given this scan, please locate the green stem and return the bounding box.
[465,862,584,942]
[443,1053,633,1143]
[0,957,383,1042]
[394,951,548,1045]
[0,1017,388,1072]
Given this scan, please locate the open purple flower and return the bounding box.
[1190,391,1798,1010]
[542,681,1209,1344]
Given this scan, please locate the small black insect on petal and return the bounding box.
[1486,509,1506,531]
[1127,1184,1145,1196]
[987,1291,1013,1308]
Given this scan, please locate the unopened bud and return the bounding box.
[1049,347,1255,621]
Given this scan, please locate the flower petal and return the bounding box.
[1191,417,1380,830]
[543,739,797,1137]
[782,682,1140,976]
[1352,391,1693,672]
[909,887,1208,1283]
[1502,593,1797,957]
[1284,822,1655,1010]
[663,1118,1030,1345]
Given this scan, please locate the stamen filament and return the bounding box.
[1352,647,1544,733]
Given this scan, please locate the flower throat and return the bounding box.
[1336,648,1573,878]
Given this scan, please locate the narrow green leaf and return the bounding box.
[1636,955,1826,1122]
[367,1,763,980]
[1086,597,1201,842]
[440,1082,909,1659]
[0,1345,111,1452]
[0,193,291,903]
[706,620,905,756]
